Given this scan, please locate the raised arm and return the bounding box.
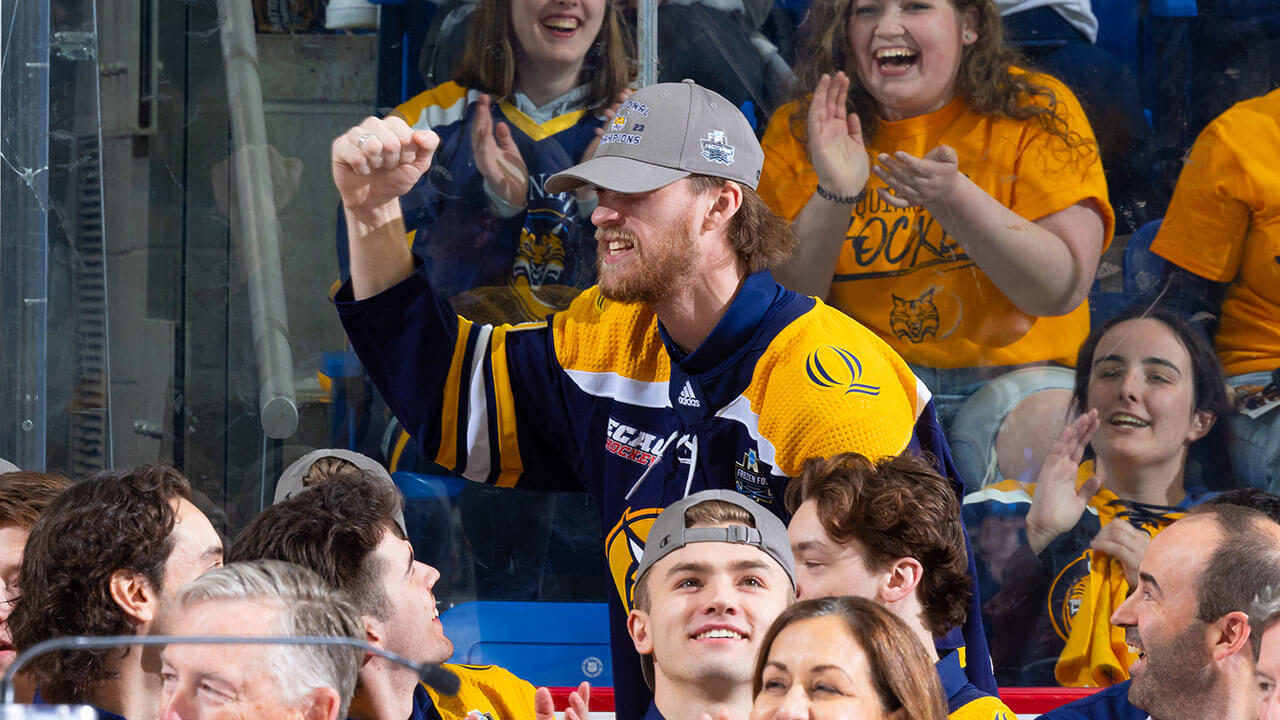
[332,116,439,300]
[771,72,870,299]
[872,147,1104,317]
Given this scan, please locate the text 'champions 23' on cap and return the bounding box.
[545,80,764,194]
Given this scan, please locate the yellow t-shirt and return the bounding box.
[425,664,537,720]
[759,72,1114,369]
[1150,88,1280,376]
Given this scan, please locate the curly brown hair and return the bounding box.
[453,0,634,112]
[754,597,948,720]
[229,467,405,619]
[787,0,1091,154]
[0,471,71,529]
[8,465,191,703]
[686,175,796,272]
[785,452,970,636]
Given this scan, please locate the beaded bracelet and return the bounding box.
[815,184,865,205]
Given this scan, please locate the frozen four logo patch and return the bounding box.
[700,130,735,165]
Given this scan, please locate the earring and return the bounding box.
[964,30,976,42]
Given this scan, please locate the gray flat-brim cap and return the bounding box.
[275,448,407,534]
[546,80,763,194]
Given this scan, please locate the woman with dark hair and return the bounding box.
[756,0,1112,435]
[337,0,634,324]
[750,596,948,720]
[962,304,1232,687]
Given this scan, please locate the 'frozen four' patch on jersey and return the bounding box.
[734,448,774,504]
[605,417,670,467]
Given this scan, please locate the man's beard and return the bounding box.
[595,224,694,305]
[1127,622,1217,719]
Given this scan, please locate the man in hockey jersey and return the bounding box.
[1043,503,1280,720]
[626,490,794,720]
[330,79,993,718]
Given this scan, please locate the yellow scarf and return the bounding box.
[1052,462,1184,687]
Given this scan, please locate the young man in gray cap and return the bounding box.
[330,79,993,718]
[627,490,794,720]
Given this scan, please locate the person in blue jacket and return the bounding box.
[336,0,634,325]
[330,79,995,719]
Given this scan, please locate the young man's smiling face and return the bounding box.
[628,529,793,690]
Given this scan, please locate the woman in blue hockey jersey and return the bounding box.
[337,0,634,324]
[962,305,1233,688]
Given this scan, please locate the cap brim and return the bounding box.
[546,155,691,194]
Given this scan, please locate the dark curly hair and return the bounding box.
[787,0,1092,156]
[785,452,970,635]
[8,465,191,702]
[229,468,404,619]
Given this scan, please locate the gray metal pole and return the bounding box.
[637,0,658,88]
[215,0,297,439]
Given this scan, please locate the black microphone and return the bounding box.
[1,634,460,706]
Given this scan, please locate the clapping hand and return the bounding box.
[806,72,868,199]
[1024,409,1102,554]
[872,144,962,209]
[471,93,530,208]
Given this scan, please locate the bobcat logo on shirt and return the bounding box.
[1049,552,1092,642]
[513,226,566,289]
[605,506,662,610]
[889,287,940,343]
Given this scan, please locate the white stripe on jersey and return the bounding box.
[462,324,494,482]
[563,369,672,409]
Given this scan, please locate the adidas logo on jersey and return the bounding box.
[677,381,700,408]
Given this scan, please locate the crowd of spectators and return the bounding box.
[4,0,1278,716]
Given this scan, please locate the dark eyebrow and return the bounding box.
[666,561,710,577]
[202,545,224,561]
[792,540,826,553]
[1143,357,1182,374]
[1092,354,1124,368]
[1139,572,1161,596]
[730,559,773,574]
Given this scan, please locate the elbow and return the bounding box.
[1017,279,1092,317]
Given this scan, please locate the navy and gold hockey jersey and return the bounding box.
[336,263,996,718]
[414,663,536,720]
[337,82,605,324]
[963,463,1209,687]
[937,651,1015,720]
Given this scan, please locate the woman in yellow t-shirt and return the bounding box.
[757,0,1114,468]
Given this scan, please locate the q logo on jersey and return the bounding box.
[806,346,881,396]
[605,506,662,611]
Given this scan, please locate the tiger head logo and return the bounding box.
[513,226,567,289]
[889,287,940,344]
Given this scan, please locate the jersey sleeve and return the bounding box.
[334,260,582,491]
[1150,118,1252,282]
[758,101,820,223]
[1008,72,1115,249]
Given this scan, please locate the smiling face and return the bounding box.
[1258,623,1280,719]
[845,0,976,121]
[592,181,703,305]
[1110,516,1218,714]
[160,599,314,720]
[1085,318,1214,474]
[749,615,894,720]
[628,537,793,691]
[366,529,454,665]
[788,501,883,603]
[510,0,606,82]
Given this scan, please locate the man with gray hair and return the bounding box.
[158,559,365,720]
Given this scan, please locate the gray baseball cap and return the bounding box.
[635,489,795,589]
[274,448,406,534]
[545,80,763,194]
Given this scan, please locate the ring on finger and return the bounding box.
[354,131,377,149]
